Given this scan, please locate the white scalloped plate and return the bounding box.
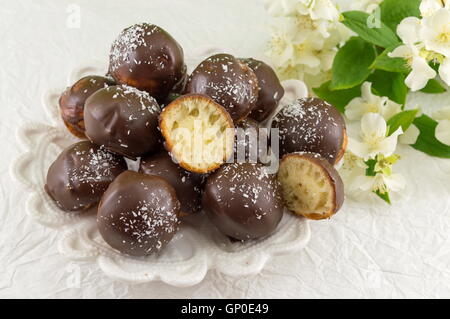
[11,47,311,286]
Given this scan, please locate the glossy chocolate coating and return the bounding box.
[185,53,258,122]
[45,141,127,212]
[59,75,115,138]
[84,85,161,159]
[97,171,180,256]
[234,118,262,163]
[170,64,188,94]
[139,151,204,216]
[271,98,346,165]
[202,163,284,240]
[239,58,284,122]
[109,23,185,102]
[162,64,188,107]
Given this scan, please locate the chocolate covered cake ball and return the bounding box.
[234,118,261,163]
[239,58,284,123]
[59,75,115,138]
[271,98,347,165]
[45,141,127,212]
[109,23,185,102]
[202,163,284,240]
[159,94,235,173]
[162,65,188,106]
[84,85,161,159]
[139,151,203,216]
[97,171,180,257]
[185,54,259,122]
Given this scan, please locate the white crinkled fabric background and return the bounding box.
[1,0,450,298]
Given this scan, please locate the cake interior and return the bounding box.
[163,96,234,171]
[278,156,334,217]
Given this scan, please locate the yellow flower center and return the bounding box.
[437,27,450,44]
[372,175,388,194]
[366,103,380,113]
[295,15,315,31]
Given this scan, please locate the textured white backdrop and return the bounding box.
[1,0,450,298]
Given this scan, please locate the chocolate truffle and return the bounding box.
[202,163,284,240]
[239,58,284,122]
[185,54,259,122]
[234,118,262,163]
[162,65,188,107]
[109,23,185,102]
[278,152,344,220]
[139,151,203,216]
[59,75,115,138]
[84,85,161,159]
[271,98,347,165]
[45,141,127,212]
[159,94,235,173]
[97,171,180,257]
[170,64,188,95]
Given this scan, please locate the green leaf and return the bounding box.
[412,115,450,158]
[430,62,441,73]
[340,11,400,48]
[368,70,408,105]
[387,110,419,135]
[313,81,362,113]
[365,159,377,176]
[374,190,391,204]
[379,0,421,32]
[420,79,447,94]
[330,37,376,90]
[370,46,410,74]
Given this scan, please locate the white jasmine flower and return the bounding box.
[341,153,405,197]
[297,0,340,22]
[339,152,368,191]
[266,0,345,87]
[433,107,450,145]
[371,154,406,194]
[420,0,450,18]
[293,36,324,68]
[345,82,402,121]
[348,113,403,160]
[405,52,438,91]
[364,172,406,194]
[420,8,450,57]
[267,13,337,84]
[267,18,298,68]
[389,17,437,91]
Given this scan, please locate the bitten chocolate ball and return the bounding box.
[202,163,284,240]
[45,141,127,212]
[84,85,161,159]
[159,94,235,173]
[278,152,344,220]
[109,23,185,102]
[97,171,180,257]
[185,54,259,122]
[139,151,204,216]
[239,58,284,122]
[59,75,115,138]
[271,98,347,165]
